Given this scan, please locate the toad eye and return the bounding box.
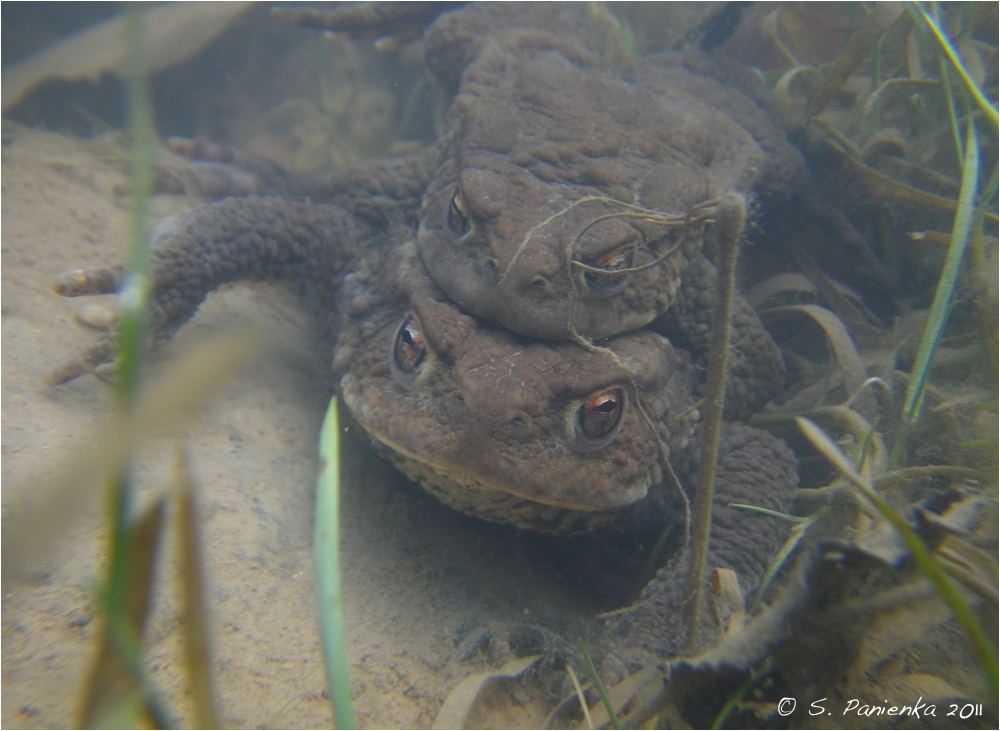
[393,317,426,373]
[445,188,471,238]
[576,387,625,441]
[580,247,634,293]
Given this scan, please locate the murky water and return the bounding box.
[3,4,996,729]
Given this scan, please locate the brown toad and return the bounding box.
[292,3,802,344]
[416,47,765,342]
[335,238,795,547]
[173,4,787,418]
[54,210,796,655]
[169,2,797,414]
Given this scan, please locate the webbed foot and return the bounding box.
[49,266,125,384]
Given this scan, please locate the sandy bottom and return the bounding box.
[1,126,598,729]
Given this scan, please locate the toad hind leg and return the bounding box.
[607,422,797,659]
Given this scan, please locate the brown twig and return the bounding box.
[683,193,744,653]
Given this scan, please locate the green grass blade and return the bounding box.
[82,7,171,727]
[116,1,155,409]
[98,3,153,696]
[798,418,998,693]
[912,4,998,133]
[937,57,964,174]
[891,119,980,466]
[315,396,356,729]
[578,640,621,730]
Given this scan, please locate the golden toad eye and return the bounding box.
[393,317,426,373]
[581,247,634,292]
[446,189,471,238]
[577,387,625,440]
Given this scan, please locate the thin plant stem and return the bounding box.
[103,0,152,652]
[103,475,151,697]
[684,194,743,652]
[565,664,595,731]
[90,5,165,725]
[116,1,155,409]
[578,640,621,731]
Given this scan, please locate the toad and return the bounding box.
[171,2,799,414]
[339,245,797,660]
[53,201,796,656]
[412,5,803,420]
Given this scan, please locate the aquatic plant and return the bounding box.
[315,396,356,729]
[665,2,998,724]
[75,6,218,726]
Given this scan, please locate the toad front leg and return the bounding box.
[606,421,797,659]
[51,195,371,383]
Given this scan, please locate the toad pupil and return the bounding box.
[394,318,427,372]
[578,388,625,440]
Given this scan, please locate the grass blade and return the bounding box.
[891,119,980,466]
[116,0,155,408]
[578,640,621,730]
[77,497,169,728]
[797,417,998,693]
[175,452,218,729]
[79,8,171,727]
[912,5,998,133]
[315,396,356,729]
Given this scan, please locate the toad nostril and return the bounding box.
[528,275,551,293]
[483,257,500,281]
[494,411,533,442]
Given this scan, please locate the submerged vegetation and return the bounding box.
[597,2,998,727]
[69,7,222,727]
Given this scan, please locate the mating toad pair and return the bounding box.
[54,3,800,657]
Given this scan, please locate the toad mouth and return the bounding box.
[356,421,649,512]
